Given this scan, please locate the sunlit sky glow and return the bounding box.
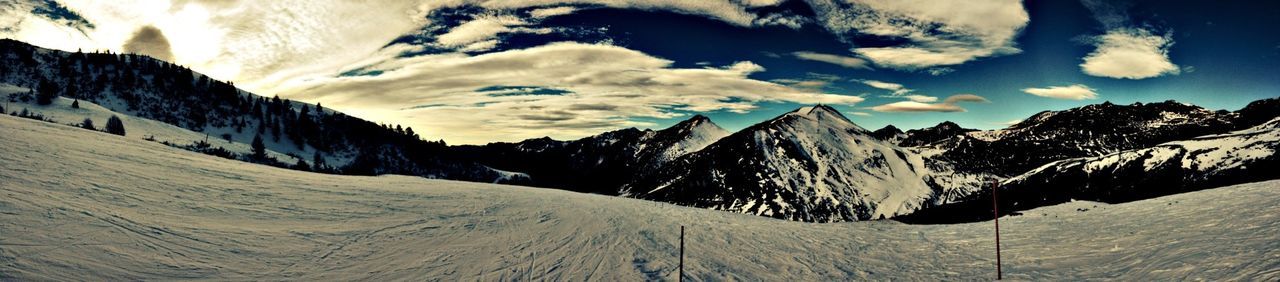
[3,0,1278,144]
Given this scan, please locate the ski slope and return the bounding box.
[1,115,1277,280]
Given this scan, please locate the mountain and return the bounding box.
[0,38,511,183]
[898,121,978,147]
[900,117,1280,224]
[869,125,905,144]
[926,100,1262,176]
[452,114,729,194]
[624,105,938,222]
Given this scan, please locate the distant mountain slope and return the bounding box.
[625,105,939,222]
[900,117,1280,224]
[453,115,729,194]
[0,38,510,183]
[929,100,1270,176]
[898,121,978,147]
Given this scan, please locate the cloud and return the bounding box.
[1078,0,1179,80]
[850,111,872,117]
[528,7,578,19]
[280,42,864,144]
[807,0,1029,70]
[753,13,807,29]
[122,25,174,61]
[858,79,911,95]
[1080,28,1180,79]
[942,93,988,104]
[771,72,843,90]
[1022,84,1099,100]
[903,95,936,103]
[791,51,871,69]
[869,94,988,112]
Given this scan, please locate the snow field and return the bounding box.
[1,115,1277,280]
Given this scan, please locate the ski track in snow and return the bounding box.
[1,115,1278,280]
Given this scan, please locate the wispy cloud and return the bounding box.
[857,79,911,96]
[1022,84,1099,100]
[869,94,989,112]
[808,0,1029,70]
[791,51,871,69]
[281,42,863,144]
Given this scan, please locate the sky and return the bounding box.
[2,0,1278,144]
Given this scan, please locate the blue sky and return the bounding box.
[4,0,1279,143]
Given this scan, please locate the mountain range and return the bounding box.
[3,38,1277,223]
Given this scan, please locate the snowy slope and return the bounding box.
[2,115,1278,280]
[902,117,1280,224]
[455,115,729,195]
[927,100,1251,176]
[2,84,301,162]
[654,115,730,162]
[628,105,937,222]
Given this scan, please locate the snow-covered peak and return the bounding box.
[776,104,865,133]
[630,105,934,222]
[657,115,730,160]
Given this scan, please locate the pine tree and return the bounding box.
[293,159,311,171]
[105,115,126,136]
[71,99,80,109]
[312,151,327,171]
[251,134,267,160]
[81,117,95,130]
[36,79,57,105]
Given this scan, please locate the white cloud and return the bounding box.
[1080,28,1180,79]
[436,15,524,48]
[791,51,871,69]
[857,79,911,95]
[869,94,988,112]
[529,6,577,18]
[753,13,806,29]
[1022,84,1099,100]
[850,111,872,117]
[278,42,863,144]
[807,0,1029,70]
[903,95,936,103]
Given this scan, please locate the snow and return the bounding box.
[745,107,932,220]
[3,91,300,162]
[2,115,1278,280]
[483,166,531,184]
[659,118,729,161]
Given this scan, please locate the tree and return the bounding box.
[251,134,267,160]
[312,151,327,171]
[71,99,80,108]
[81,118,95,130]
[105,115,126,136]
[293,158,311,171]
[36,79,57,105]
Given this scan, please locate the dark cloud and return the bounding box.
[517,110,577,121]
[123,25,174,62]
[567,104,618,111]
[30,0,94,30]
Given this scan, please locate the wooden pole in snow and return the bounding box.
[679,225,685,282]
[993,179,1002,280]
